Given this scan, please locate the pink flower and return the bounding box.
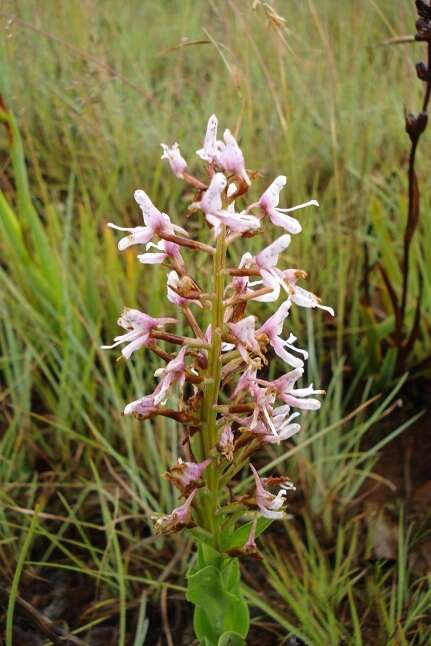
[261,367,324,411]
[196,114,220,163]
[161,142,187,178]
[280,270,335,316]
[124,347,188,416]
[101,308,177,359]
[108,189,186,251]
[212,209,260,236]
[270,407,301,442]
[153,346,188,405]
[240,234,291,302]
[167,270,201,306]
[218,423,235,462]
[239,238,334,313]
[200,172,226,214]
[218,129,251,185]
[250,464,293,519]
[231,368,281,435]
[258,176,319,235]
[165,458,211,495]
[196,173,260,236]
[242,408,301,444]
[232,366,258,399]
[154,489,196,535]
[257,300,308,368]
[137,240,185,272]
[228,316,261,363]
[250,389,278,435]
[124,391,159,417]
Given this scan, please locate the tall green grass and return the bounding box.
[1,0,430,642]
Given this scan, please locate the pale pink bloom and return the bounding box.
[124,390,159,417]
[125,347,188,415]
[241,241,334,312]
[196,173,259,236]
[251,387,277,435]
[200,172,226,214]
[196,114,220,163]
[250,464,292,520]
[108,189,186,251]
[167,270,201,306]
[234,235,291,303]
[234,402,300,442]
[218,423,235,462]
[228,316,261,362]
[154,489,196,535]
[101,308,177,359]
[231,368,279,435]
[281,270,335,316]
[232,371,289,438]
[161,142,187,178]
[212,210,260,236]
[257,300,308,368]
[165,457,211,494]
[137,240,185,272]
[212,209,260,236]
[260,367,324,411]
[218,129,251,185]
[167,270,186,305]
[153,346,188,405]
[249,234,292,302]
[245,409,301,444]
[232,366,257,399]
[258,176,319,235]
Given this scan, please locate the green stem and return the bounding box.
[200,226,226,547]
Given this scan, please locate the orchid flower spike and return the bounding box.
[258,176,319,235]
[161,142,187,178]
[105,114,334,632]
[101,308,177,359]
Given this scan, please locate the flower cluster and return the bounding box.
[104,115,333,556]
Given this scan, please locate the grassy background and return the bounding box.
[0,1,430,644]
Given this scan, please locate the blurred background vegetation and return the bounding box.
[0,1,430,644]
